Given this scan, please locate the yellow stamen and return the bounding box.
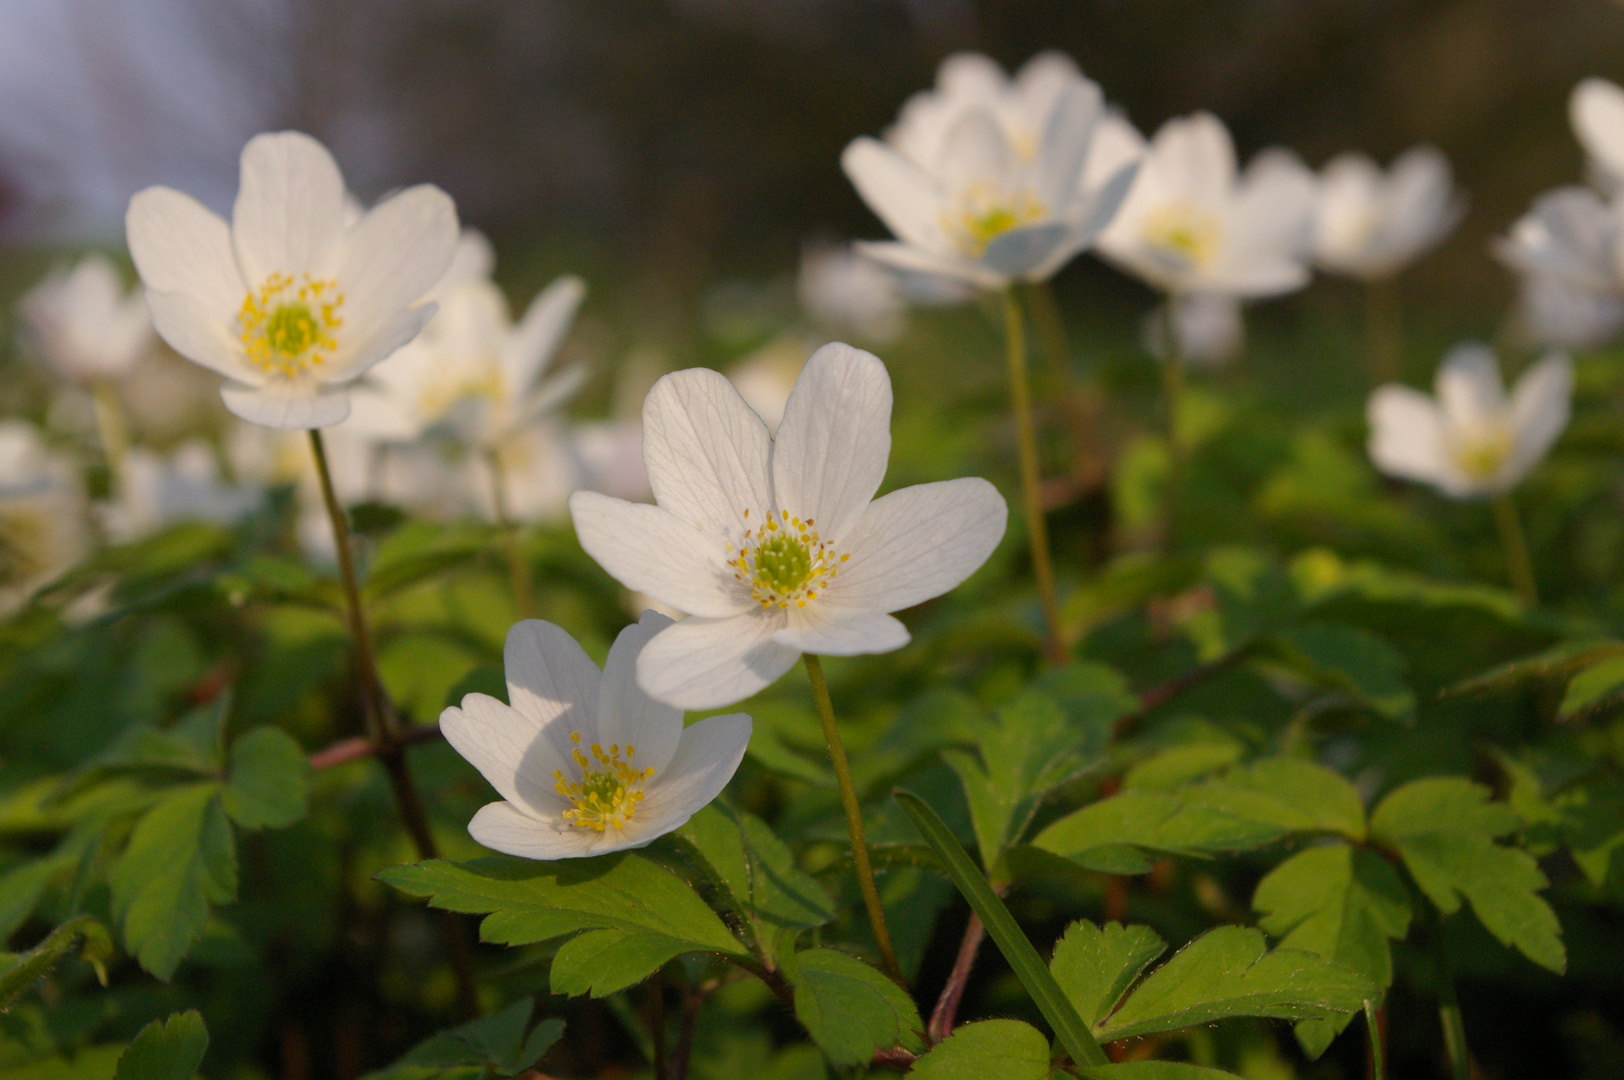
[238,272,345,375]
[554,733,652,832]
[730,508,845,610]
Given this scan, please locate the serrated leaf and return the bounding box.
[1033,789,1286,872]
[549,927,694,997]
[1560,655,1624,722]
[1182,759,1367,840]
[0,853,77,940]
[669,803,833,959]
[1266,622,1413,719]
[108,783,235,980]
[1049,920,1166,1027]
[1371,778,1564,972]
[1553,778,1624,889]
[1077,1064,1245,1080]
[222,727,309,830]
[1123,743,1243,791]
[1095,926,1373,1041]
[1442,640,1624,698]
[377,853,745,957]
[114,1011,208,1080]
[0,915,113,1010]
[909,1019,1051,1080]
[782,948,922,1068]
[362,998,563,1079]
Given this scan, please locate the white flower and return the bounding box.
[345,270,585,447]
[125,131,459,429]
[1311,146,1464,280]
[570,342,1008,710]
[1496,185,1624,296]
[842,53,1137,289]
[798,244,909,344]
[1095,113,1317,297]
[1571,77,1624,195]
[1514,270,1624,351]
[19,254,154,384]
[0,422,89,617]
[103,441,263,541]
[1143,293,1245,367]
[440,611,751,859]
[1367,343,1571,499]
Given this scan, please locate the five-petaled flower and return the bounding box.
[1311,146,1464,281]
[1367,343,1572,500]
[126,131,459,429]
[441,611,751,859]
[570,342,1008,710]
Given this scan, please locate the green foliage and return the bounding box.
[362,998,563,1080]
[1050,919,1166,1028]
[0,915,112,1010]
[1076,1065,1245,1080]
[908,1019,1052,1080]
[782,947,922,1067]
[113,1011,208,1080]
[221,727,308,829]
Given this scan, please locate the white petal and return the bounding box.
[504,620,602,767]
[569,491,749,618]
[1506,352,1573,483]
[326,303,437,383]
[937,109,1016,192]
[1367,385,1447,485]
[220,381,350,429]
[771,342,892,543]
[1573,78,1624,180]
[467,800,601,860]
[841,137,947,251]
[639,712,752,827]
[502,275,585,398]
[1434,343,1506,431]
[232,132,347,284]
[774,604,910,655]
[824,477,1007,614]
[636,610,800,711]
[641,367,773,536]
[851,240,1000,289]
[143,290,258,383]
[441,693,568,816]
[1033,82,1103,210]
[126,186,244,326]
[1155,112,1237,201]
[596,610,684,776]
[336,185,460,337]
[982,222,1074,281]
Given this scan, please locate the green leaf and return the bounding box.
[361,998,564,1079]
[1123,743,1242,791]
[1095,926,1374,1041]
[1032,789,1286,873]
[1371,778,1565,973]
[1552,778,1624,889]
[0,915,113,1010]
[668,803,833,959]
[1049,920,1166,1027]
[377,853,746,956]
[1560,655,1624,722]
[222,727,309,830]
[893,789,1107,1067]
[114,1011,209,1080]
[549,927,695,997]
[0,853,78,940]
[1442,640,1624,698]
[1265,622,1413,719]
[908,1019,1052,1080]
[1077,1064,1245,1080]
[781,947,922,1068]
[1181,759,1367,841]
[108,783,236,980]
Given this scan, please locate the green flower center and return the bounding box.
[1143,203,1222,269]
[729,509,849,610]
[239,272,345,375]
[943,182,1047,256]
[1451,424,1514,481]
[553,732,653,832]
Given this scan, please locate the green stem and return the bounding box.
[1160,306,1186,550]
[803,653,903,983]
[1366,276,1404,386]
[1364,999,1386,1080]
[1024,280,1072,401]
[1438,981,1472,1080]
[90,378,129,479]
[1491,492,1538,607]
[1001,289,1067,666]
[486,449,534,619]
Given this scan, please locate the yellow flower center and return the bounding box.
[728,508,848,610]
[417,362,506,423]
[1450,423,1514,481]
[942,182,1047,256]
[1143,203,1222,269]
[239,272,345,375]
[554,731,654,832]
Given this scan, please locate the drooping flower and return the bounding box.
[1095,113,1317,298]
[1367,343,1571,499]
[1311,146,1464,280]
[126,131,459,429]
[0,422,89,617]
[102,441,263,541]
[570,342,1007,710]
[1570,77,1624,195]
[440,611,751,859]
[19,254,154,385]
[842,52,1137,289]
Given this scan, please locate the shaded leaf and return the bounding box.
[0,915,113,1010]
[1049,920,1166,1027]
[1077,1065,1244,1080]
[114,1011,208,1080]
[1033,789,1285,873]
[361,998,563,1080]
[909,1019,1051,1080]
[549,927,694,997]
[1181,759,1366,841]
[1263,622,1413,719]
[222,727,309,830]
[782,948,921,1068]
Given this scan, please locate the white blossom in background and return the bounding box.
[1570,77,1624,196]
[1495,186,1624,349]
[728,336,808,433]
[126,130,459,429]
[102,441,262,542]
[440,611,751,859]
[571,342,1007,710]
[842,52,1138,290]
[1311,146,1464,280]
[797,244,908,344]
[1514,271,1624,351]
[19,255,154,385]
[1368,343,1571,499]
[0,422,89,616]
[1096,113,1317,298]
[1142,293,1245,368]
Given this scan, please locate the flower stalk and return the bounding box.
[1492,493,1538,607]
[90,379,130,478]
[1001,290,1067,666]
[1160,305,1188,549]
[1366,277,1404,385]
[803,653,903,983]
[485,449,535,619]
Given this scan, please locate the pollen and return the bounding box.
[1143,202,1222,269]
[238,272,345,376]
[1450,422,1514,482]
[727,509,846,610]
[553,732,654,832]
[942,182,1047,256]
